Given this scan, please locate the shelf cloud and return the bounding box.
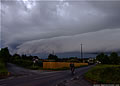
[1,0,120,55]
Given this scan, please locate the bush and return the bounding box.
[85,65,120,84]
[0,47,11,62]
[0,59,9,78]
[13,59,33,67]
[96,52,120,64]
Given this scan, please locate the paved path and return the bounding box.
[0,63,94,86]
[7,63,52,76]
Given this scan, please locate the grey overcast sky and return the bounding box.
[1,0,120,55]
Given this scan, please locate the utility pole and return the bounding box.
[80,43,83,62]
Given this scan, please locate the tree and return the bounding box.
[0,47,11,62]
[48,54,58,60]
[96,52,120,64]
[69,57,79,62]
[96,53,105,64]
[103,55,110,64]
[69,57,78,60]
[96,53,109,64]
[12,53,21,60]
[21,54,27,60]
[109,52,119,64]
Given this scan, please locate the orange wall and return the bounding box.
[43,62,88,69]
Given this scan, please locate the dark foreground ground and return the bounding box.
[0,63,94,86]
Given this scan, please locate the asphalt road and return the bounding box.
[0,64,94,86]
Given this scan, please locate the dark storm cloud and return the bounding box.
[1,0,120,55]
[90,1,120,28]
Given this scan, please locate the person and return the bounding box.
[70,62,75,75]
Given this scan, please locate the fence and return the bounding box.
[43,62,88,69]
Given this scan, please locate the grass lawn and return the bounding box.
[27,65,43,70]
[85,64,120,84]
[0,59,9,78]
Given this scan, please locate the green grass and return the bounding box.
[85,64,120,84]
[0,59,9,78]
[27,65,42,70]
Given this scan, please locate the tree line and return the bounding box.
[1,47,120,65]
[96,52,120,64]
[0,47,42,69]
[0,47,84,63]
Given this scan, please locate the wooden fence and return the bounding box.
[43,62,88,69]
